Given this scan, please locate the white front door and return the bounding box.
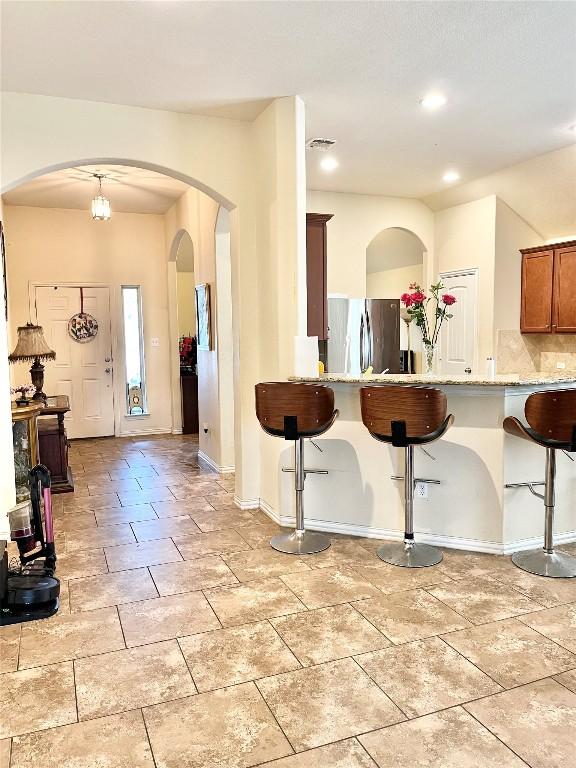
[35,285,115,438]
[438,270,478,375]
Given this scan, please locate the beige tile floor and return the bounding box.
[2,434,576,767]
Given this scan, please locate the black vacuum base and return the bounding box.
[0,573,60,625]
[1,598,59,625]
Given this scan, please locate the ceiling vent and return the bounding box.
[306,138,336,151]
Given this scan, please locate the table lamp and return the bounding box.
[8,323,56,402]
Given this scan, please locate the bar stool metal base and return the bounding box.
[377,541,443,568]
[512,549,576,578]
[271,529,331,555]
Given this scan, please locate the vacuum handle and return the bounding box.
[30,464,51,489]
[29,464,54,547]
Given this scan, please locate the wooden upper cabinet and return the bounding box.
[553,245,576,332]
[521,250,554,332]
[520,240,576,334]
[306,213,332,340]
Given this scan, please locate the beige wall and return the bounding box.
[307,190,434,297]
[176,272,196,337]
[435,196,497,364]
[494,198,541,336]
[0,201,16,531]
[366,264,423,300]
[3,204,174,437]
[165,187,224,467]
[435,195,544,370]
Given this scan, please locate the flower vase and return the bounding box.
[423,342,436,375]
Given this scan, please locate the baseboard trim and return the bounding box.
[257,500,576,555]
[118,427,173,437]
[234,495,260,510]
[197,450,235,475]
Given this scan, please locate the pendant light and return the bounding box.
[91,173,111,220]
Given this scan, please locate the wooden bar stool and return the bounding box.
[255,382,339,555]
[504,389,576,578]
[360,385,454,568]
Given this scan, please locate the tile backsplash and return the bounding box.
[497,330,576,373]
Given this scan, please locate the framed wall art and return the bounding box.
[195,283,212,351]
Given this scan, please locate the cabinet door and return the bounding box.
[306,213,332,340]
[521,250,554,333]
[553,245,576,332]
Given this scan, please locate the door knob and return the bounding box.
[105,357,111,363]
[464,367,472,374]
[105,368,112,374]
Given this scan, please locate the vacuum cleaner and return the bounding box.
[0,464,60,625]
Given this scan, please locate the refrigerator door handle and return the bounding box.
[359,312,365,372]
[365,310,373,369]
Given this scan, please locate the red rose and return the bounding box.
[400,293,413,307]
[442,294,456,306]
[411,291,426,303]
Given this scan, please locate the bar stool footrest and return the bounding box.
[271,529,331,555]
[377,541,443,568]
[511,549,576,578]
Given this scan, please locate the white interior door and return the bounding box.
[438,270,478,375]
[35,286,115,438]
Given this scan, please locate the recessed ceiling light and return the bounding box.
[421,92,447,110]
[320,156,339,172]
[442,170,460,183]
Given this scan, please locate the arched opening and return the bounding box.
[366,227,426,298]
[366,226,428,372]
[2,159,239,484]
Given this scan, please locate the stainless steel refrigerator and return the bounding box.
[326,298,400,375]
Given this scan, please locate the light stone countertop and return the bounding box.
[289,372,576,387]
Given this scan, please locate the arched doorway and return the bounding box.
[366,226,428,372]
[2,160,239,482]
[366,226,427,299]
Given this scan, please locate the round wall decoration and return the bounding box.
[68,288,99,343]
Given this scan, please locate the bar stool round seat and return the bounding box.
[360,385,454,568]
[504,389,576,578]
[255,382,339,555]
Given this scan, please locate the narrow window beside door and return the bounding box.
[122,286,147,415]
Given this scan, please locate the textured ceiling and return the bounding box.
[2,0,575,199]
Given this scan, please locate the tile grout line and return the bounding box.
[347,655,410,721]
[252,679,298,757]
[463,705,532,767]
[139,707,159,768]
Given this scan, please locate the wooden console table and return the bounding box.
[38,395,74,494]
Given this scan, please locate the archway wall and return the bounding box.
[0,198,15,527]
[165,188,224,466]
[0,92,307,527]
[306,190,435,297]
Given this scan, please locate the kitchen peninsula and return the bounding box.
[262,373,576,554]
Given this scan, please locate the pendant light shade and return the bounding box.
[91,174,111,220]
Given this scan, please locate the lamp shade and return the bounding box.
[9,323,56,363]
